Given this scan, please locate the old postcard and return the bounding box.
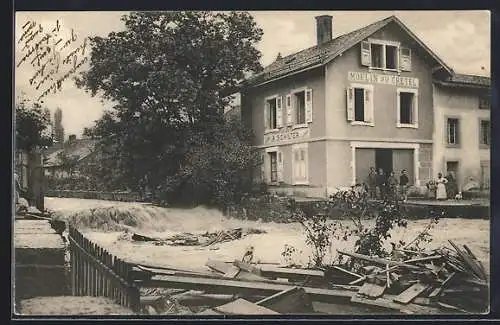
[13,10,490,317]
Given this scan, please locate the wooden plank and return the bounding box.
[337,250,421,270]
[224,266,241,279]
[358,283,385,298]
[206,259,269,281]
[256,287,313,314]
[448,240,486,280]
[351,295,411,313]
[393,283,430,304]
[197,308,224,315]
[332,266,363,279]
[233,260,262,276]
[173,292,236,307]
[141,274,356,303]
[214,298,280,315]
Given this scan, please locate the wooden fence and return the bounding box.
[68,226,141,312]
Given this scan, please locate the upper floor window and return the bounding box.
[480,119,490,147]
[361,39,411,71]
[397,88,419,128]
[294,91,306,125]
[447,118,460,146]
[479,94,491,110]
[286,88,313,127]
[264,96,283,130]
[346,84,374,126]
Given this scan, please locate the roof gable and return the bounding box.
[244,15,452,88]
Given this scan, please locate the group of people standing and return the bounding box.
[364,167,410,201]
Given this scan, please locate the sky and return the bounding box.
[14,10,491,138]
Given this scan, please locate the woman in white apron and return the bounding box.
[435,173,448,200]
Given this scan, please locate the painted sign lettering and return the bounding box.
[348,71,419,88]
[264,127,310,145]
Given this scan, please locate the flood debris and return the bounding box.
[131,240,487,315]
[130,228,266,246]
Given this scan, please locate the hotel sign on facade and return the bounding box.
[264,128,310,145]
[348,71,419,88]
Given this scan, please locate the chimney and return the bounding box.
[68,134,77,143]
[315,15,333,46]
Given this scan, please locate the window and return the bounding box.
[292,144,308,184]
[267,98,277,129]
[269,151,278,182]
[294,91,306,124]
[447,118,460,146]
[347,84,374,125]
[288,88,313,126]
[354,88,365,121]
[480,120,490,147]
[479,94,491,110]
[371,43,384,68]
[397,89,419,128]
[361,39,411,71]
[385,45,398,70]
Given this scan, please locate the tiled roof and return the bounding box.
[444,74,491,87]
[244,15,451,87]
[44,138,97,167]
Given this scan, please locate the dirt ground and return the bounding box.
[18,296,135,315]
[45,197,490,273]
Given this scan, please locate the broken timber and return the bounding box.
[138,274,356,303]
[337,250,421,270]
[256,287,313,314]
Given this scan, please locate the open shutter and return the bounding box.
[361,41,371,67]
[261,151,267,182]
[364,88,373,123]
[276,96,283,128]
[396,90,401,124]
[305,88,313,123]
[400,47,411,71]
[413,93,419,127]
[286,94,293,126]
[277,151,284,182]
[264,101,270,130]
[346,87,355,121]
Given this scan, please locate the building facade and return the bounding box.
[432,75,491,191]
[241,15,464,198]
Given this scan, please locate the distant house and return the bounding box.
[43,135,98,178]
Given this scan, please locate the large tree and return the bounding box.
[76,11,263,205]
[15,95,53,151]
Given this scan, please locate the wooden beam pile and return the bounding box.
[336,240,488,314]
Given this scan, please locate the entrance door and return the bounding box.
[355,148,376,185]
[446,161,459,177]
[375,149,393,175]
[392,149,414,184]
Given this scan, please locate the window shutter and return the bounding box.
[261,152,267,182]
[305,88,313,123]
[277,151,284,182]
[346,87,355,121]
[361,41,371,67]
[276,96,283,128]
[264,101,270,130]
[400,47,411,71]
[396,90,401,124]
[286,94,293,126]
[413,93,419,126]
[364,88,374,123]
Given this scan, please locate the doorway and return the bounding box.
[375,149,393,175]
